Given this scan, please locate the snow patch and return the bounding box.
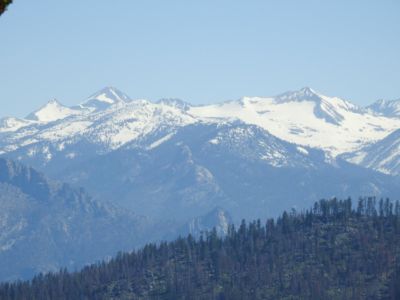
[296,146,309,155]
[189,90,400,156]
[209,138,220,145]
[66,152,76,159]
[147,132,175,150]
[27,100,82,122]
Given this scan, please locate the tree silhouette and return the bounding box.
[0,0,12,16]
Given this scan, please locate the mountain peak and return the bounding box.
[276,87,321,103]
[299,86,318,95]
[97,86,130,101]
[26,99,80,122]
[89,86,130,103]
[47,98,61,105]
[80,87,131,111]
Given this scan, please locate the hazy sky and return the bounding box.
[1,1,399,117]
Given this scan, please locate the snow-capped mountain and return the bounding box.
[6,120,398,225]
[34,122,329,221]
[0,87,197,157]
[1,86,399,161]
[0,117,33,133]
[367,98,400,118]
[1,86,400,220]
[26,99,82,122]
[189,87,400,156]
[2,86,400,280]
[79,86,132,112]
[343,128,400,176]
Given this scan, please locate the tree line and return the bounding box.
[1,197,400,299]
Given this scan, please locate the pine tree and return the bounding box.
[0,0,12,15]
[1,198,400,299]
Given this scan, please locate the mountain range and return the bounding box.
[2,87,399,157]
[1,86,400,280]
[2,86,400,218]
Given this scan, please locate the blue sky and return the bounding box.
[1,0,399,117]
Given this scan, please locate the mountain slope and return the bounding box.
[1,87,399,161]
[367,98,400,118]
[2,198,399,300]
[15,121,400,224]
[2,87,400,281]
[0,158,149,281]
[189,87,400,156]
[79,86,131,112]
[1,87,400,222]
[166,207,233,239]
[343,128,400,176]
[0,88,196,159]
[26,99,82,122]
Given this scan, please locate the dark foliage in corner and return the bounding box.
[1,197,400,299]
[0,0,12,15]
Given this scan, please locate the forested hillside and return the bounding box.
[1,198,400,299]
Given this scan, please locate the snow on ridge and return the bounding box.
[93,100,196,149]
[0,117,34,133]
[147,132,175,150]
[188,89,400,156]
[26,99,82,123]
[3,99,197,155]
[80,87,132,111]
[96,93,115,104]
[296,146,309,155]
[367,98,400,118]
[1,87,400,162]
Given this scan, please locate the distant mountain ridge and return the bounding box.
[0,157,150,281]
[1,87,400,219]
[343,128,400,176]
[1,86,399,157]
[2,87,400,281]
[367,98,400,118]
[0,157,239,281]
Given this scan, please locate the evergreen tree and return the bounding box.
[0,0,12,15]
[1,198,400,299]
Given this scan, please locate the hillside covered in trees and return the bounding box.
[1,198,400,299]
